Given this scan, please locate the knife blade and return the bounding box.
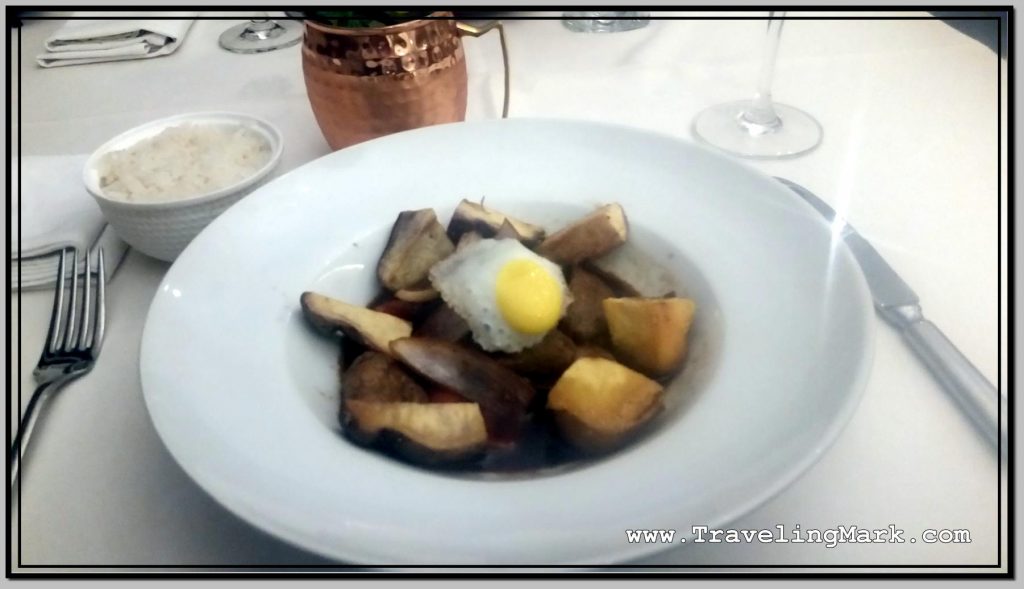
[775,177,1005,454]
[778,179,919,310]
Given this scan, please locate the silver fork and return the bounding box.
[10,247,106,488]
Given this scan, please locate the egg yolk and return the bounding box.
[495,259,563,335]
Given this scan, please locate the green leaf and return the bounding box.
[305,10,431,28]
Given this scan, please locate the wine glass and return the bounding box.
[219,17,303,54]
[563,12,650,33]
[692,12,822,159]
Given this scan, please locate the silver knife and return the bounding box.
[775,177,1005,453]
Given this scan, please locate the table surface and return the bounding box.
[9,11,1008,571]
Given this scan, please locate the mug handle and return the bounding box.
[456,21,510,119]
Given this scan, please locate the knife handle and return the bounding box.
[902,319,1005,453]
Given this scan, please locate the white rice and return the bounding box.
[98,123,272,203]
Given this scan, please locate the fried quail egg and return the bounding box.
[429,238,571,353]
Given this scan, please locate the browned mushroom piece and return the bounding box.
[536,203,628,265]
[446,199,546,246]
[343,400,488,465]
[389,337,535,440]
[562,265,616,343]
[377,209,455,292]
[301,291,412,355]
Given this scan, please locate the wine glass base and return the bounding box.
[219,20,303,54]
[692,100,823,159]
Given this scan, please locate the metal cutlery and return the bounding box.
[775,177,1005,453]
[10,247,107,488]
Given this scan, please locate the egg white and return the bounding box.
[429,238,571,353]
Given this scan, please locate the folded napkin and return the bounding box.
[36,12,197,68]
[12,155,128,290]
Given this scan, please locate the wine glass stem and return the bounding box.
[248,19,274,32]
[742,12,786,131]
[242,18,285,41]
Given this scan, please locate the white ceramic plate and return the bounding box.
[140,119,873,565]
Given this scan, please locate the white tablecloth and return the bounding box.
[9,11,1007,572]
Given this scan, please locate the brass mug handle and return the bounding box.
[456,21,510,119]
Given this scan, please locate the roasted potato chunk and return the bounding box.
[301,291,412,355]
[343,400,487,464]
[547,357,663,452]
[447,199,546,246]
[603,297,696,376]
[537,204,627,265]
[562,266,616,342]
[343,351,428,403]
[378,209,455,291]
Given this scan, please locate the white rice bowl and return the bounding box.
[97,123,272,203]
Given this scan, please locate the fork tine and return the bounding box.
[63,248,80,351]
[93,248,107,355]
[77,250,93,350]
[46,248,69,354]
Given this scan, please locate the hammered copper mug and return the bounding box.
[302,13,509,150]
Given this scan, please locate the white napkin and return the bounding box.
[12,155,128,289]
[36,13,197,68]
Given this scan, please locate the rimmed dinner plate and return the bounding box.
[140,119,873,565]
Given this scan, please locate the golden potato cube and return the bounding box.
[603,297,696,377]
[547,357,663,452]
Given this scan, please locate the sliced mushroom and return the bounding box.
[562,265,616,342]
[301,291,412,355]
[370,293,427,321]
[447,199,546,246]
[536,204,628,265]
[342,351,428,403]
[378,209,455,291]
[390,337,535,439]
[495,329,577,375]
[394,284,439,303]
[494,219,524,241]
[339,336,368,371]
[580,261,642,298]
[455,230,484,252]
[426,386,471,404]
[414,303,471,342]
[343,400,488,464]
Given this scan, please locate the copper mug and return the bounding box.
[302,13,509,151]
